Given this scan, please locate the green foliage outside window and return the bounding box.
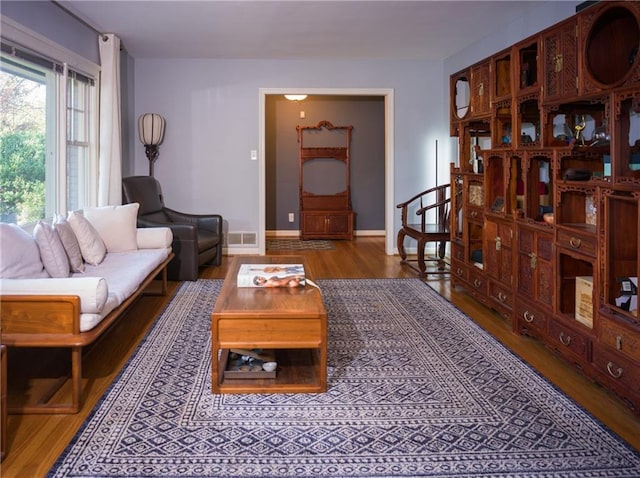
[0,69,46,224]
[0,130,45,223]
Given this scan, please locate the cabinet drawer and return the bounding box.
[468,268,486,294]
[548,318,591,362]
[557,229,597,257]
[467,269,488,306]
[592,344,640,395]
[451,242,465,262]
[489,280,513,309]
[599,316,640,364]
[516,299,548,336]
[451,259,468,282]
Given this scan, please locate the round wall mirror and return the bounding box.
[586,5,640,87]
[454,77,470,119]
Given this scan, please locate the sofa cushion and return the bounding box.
[84,203,139,253]
[80,248,170,304]
[136,227,173,250]
[68,210,107,266]
[0,276,109,314]
[54,215,85,273]
[33,221,70,278]
[0,223,48,279]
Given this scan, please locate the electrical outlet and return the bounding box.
[288,212,295,222]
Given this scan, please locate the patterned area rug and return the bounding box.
[49,279,640,477]
[266,238,335,250]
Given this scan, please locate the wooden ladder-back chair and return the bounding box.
[396,183,451,277]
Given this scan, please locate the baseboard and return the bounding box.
[267,230,385,238]
[224,246,261,255]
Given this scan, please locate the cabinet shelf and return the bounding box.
[557,251,595,329]
[604,192,639,321]
[516,40,539,96]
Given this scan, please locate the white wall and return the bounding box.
[444,2,579,76]
[135,2,580,251]
[134,59,448,247]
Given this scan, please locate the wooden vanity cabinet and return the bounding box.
[449,1,640,412]
[298,121,354,241]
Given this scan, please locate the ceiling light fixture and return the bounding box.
[284,94,308,101]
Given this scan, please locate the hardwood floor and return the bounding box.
[2,237,639,476]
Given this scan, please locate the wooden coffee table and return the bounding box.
[211,256,327,394]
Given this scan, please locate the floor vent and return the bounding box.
[226,231,257,246]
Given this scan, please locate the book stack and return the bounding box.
[237,263,305,288]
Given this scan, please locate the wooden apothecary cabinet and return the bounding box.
[449,1,640,412]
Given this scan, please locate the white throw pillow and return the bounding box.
[0,223,48,279]
[54,215,85,273]
[84,203,140,253]
[67,210,107,266]
[33,221,70,278]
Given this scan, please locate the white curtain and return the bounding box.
[98,33,122,206]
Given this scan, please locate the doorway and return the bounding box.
[259,88,395,255]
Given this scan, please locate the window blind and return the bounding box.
[1,39,94,85]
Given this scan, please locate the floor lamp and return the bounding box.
[138,113,166,176]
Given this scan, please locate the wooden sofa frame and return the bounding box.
[0,252,174,415]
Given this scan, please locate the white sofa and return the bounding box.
[0,203,174,414]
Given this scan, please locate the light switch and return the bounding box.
[300,111,306,119]
[250,150,257,161]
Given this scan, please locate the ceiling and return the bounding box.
[57,1,551,61]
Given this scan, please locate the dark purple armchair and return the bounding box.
[122,176,222,281]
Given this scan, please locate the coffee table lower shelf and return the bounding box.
[214,348,325,394]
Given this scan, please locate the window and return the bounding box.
[66,72,94,214]
[0,56,50,224]
[0,33,98,226]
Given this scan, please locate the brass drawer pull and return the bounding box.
[559,332,572,346]
[523,310,535,323]
[569,237,582,248]
[473,279,482,288]
[471,211,478,218]
[498,292,507,302]
[456,268,464,276]
[554,54,563,73]
[606,362,623,379]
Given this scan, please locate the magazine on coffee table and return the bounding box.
[237,263,306,288]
